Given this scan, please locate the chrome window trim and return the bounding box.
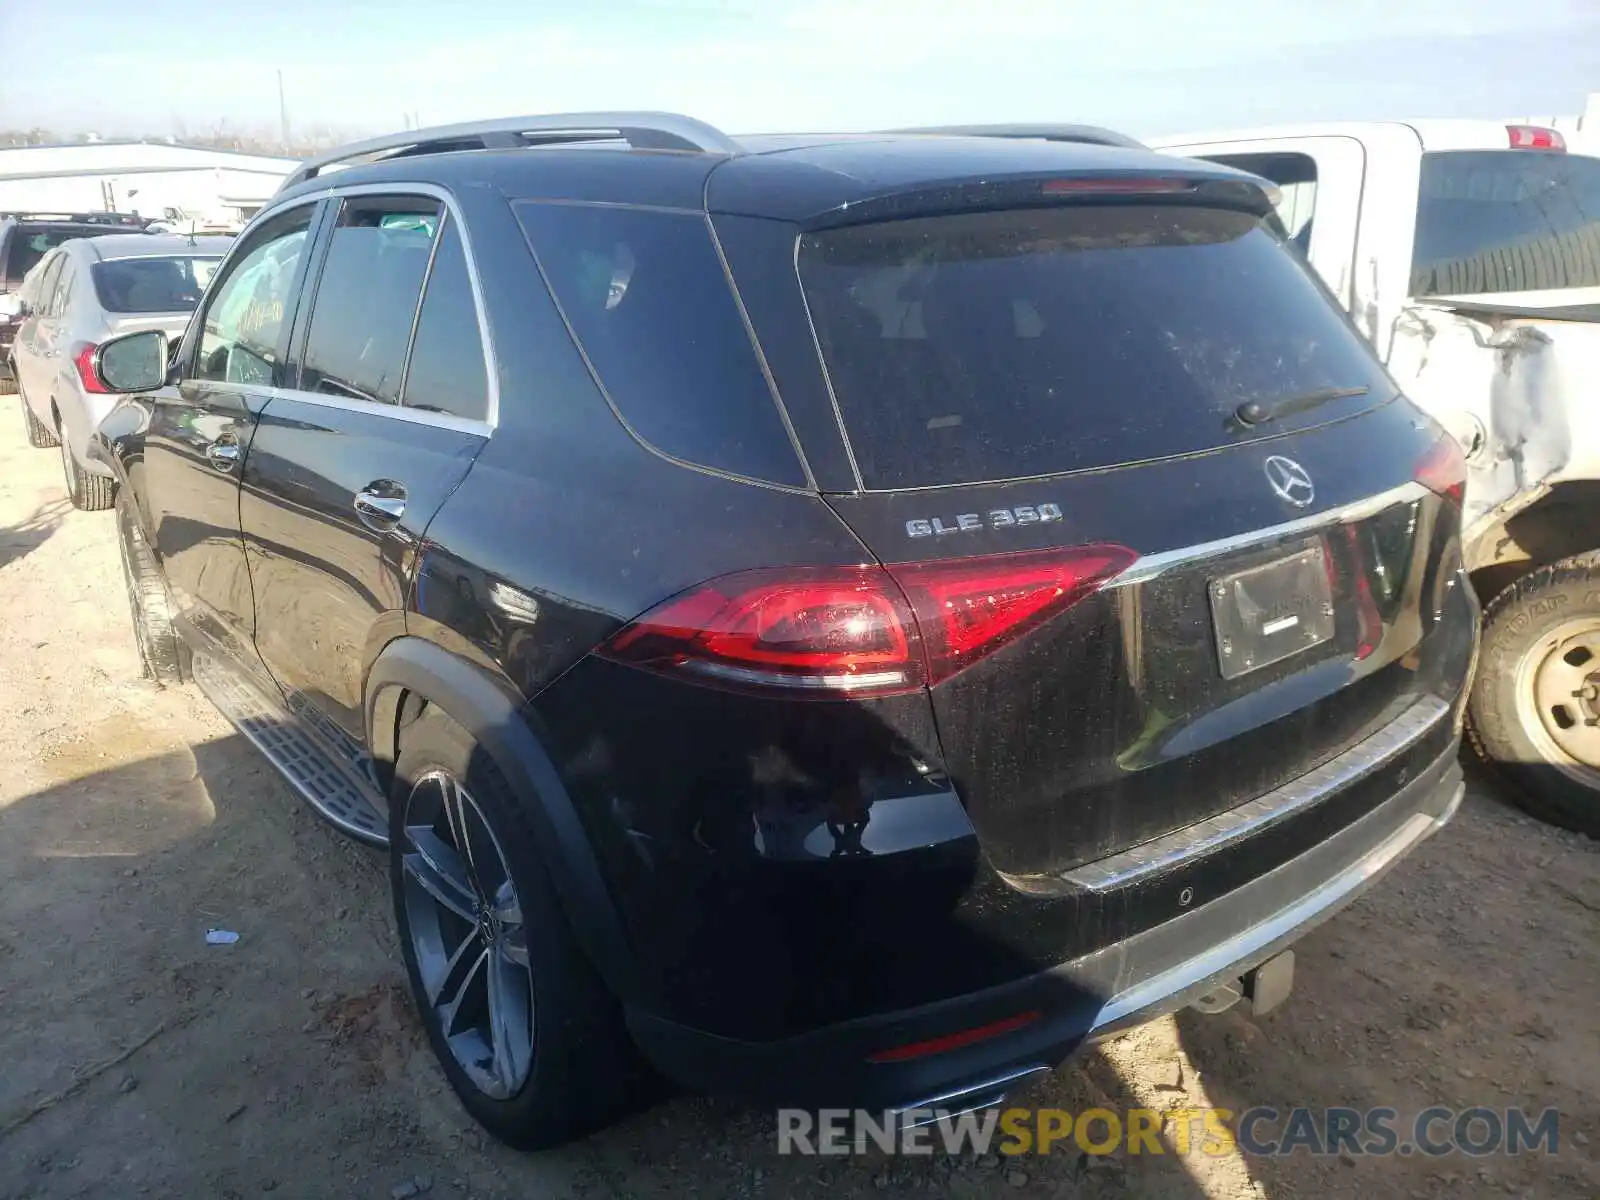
[189,380,491,437]
[1060,693,1451,893]
[1107,481,1430,588]
[217,181,500,431]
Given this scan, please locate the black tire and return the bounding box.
[61,430,116,511]
[0,365,16,396]
[1468,552,1600,836]
[389,705,654,1149]
[115,493,188,684]
[21,398,58,448]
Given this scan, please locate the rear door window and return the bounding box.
[1411,150,1600,296]
[299,196,439,404]
[517,202,805,487]
[797,204,1393,489]
[401,215,489,422]
[33,255,64,316]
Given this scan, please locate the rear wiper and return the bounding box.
[1235,385,1370,428]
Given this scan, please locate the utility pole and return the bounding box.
[277,69,290,151]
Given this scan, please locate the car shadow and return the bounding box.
[0,497,69,571]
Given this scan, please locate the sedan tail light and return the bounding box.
[600,545,1137,697]
[73,343,113,394]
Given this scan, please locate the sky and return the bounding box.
[1,0,1598,142]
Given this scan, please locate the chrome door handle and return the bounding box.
[354,489,406,524]
[206,439,241,471]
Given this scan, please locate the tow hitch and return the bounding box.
[1191,949,1296,1017]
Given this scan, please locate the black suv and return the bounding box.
[85,113,1479,1148]
[0,212,150,391]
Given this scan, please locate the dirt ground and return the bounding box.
[0,408,1595,1200]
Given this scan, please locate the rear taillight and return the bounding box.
[599,545,1137,697]
[1507,125,1566,151]
[1416,434,1467,507]
[889,546,1136,684]
[73,343,112,394]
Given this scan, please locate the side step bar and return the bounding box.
[192,654,390,846]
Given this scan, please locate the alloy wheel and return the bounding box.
[400,770,534,1100]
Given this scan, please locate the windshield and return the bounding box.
[798,204,1393,489]
[1411,150,1600,298]
[91,256,221,314]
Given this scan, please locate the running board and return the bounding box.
[192,653,390,846]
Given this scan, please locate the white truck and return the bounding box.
[1152,120,1600,835]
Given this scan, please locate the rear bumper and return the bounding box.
[627,743,1463,1111]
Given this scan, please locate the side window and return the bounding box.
[516,202,804,486]
[299,196,439,404]
[34,255,64,316]
[401,215,489,422]
[52,261,76,315]
[1206,152,1319,253]
[196,206,314,386]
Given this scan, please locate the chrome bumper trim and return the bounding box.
[1061,694,1451,893]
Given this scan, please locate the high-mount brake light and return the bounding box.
[1506,125,1566,151]
[1041,177,1195,195]
[599,546,1138,697]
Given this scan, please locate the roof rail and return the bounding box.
[887,124,1147,151]
[279,112,742,191]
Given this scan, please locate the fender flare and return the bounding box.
[365,636,642,1003]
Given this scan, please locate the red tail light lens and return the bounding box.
[887,546,1137,685]
[602,566,924,694]
[73,343,112,394]
[600,545,1137,697]
[1416,434,1467,507]
[1507,125,1566,151]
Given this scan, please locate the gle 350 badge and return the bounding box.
[906,503,1063,538]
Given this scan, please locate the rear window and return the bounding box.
[91,256,221,313]
[3,226,102,286]
[798,205,1392,489]
[1411,150,1600,297]
[517,202,805,487]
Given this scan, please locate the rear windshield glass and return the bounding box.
[798,205,1391,489]
[4,227,102,285]
[92,256,221,313]
[1411,150,1600,297]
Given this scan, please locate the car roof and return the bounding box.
[272,131,1261,224]
[68,232,234,261]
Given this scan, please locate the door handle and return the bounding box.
[206,438,241,471]
[354,485,406,526]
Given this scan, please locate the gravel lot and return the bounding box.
[0,406,1596,1199]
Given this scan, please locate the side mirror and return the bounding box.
[94,329,169,393]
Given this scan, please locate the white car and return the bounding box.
[8,232,232,509]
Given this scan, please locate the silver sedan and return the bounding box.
[10,232,233,509]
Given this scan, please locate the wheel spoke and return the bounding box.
[402,827,477,922]
[439,777,485,901]
[500,927,530,968]
[489,879,523,927]
[486,949,532,1092]
[436,937,491,1033]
